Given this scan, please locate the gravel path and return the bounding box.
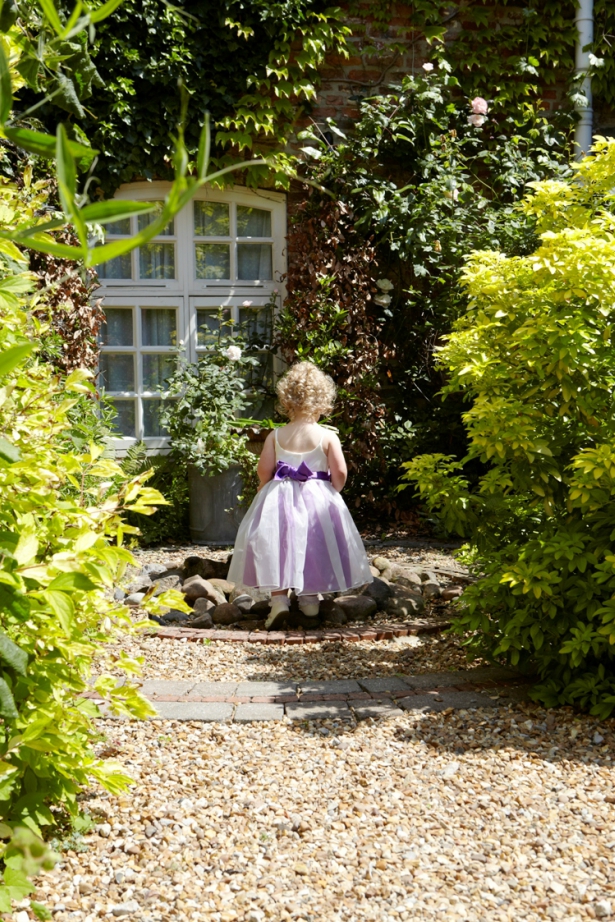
[26,545,615,921]
[36,708,615,922]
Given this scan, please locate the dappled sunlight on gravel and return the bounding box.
[36,706,615,922]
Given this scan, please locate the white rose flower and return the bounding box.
[376,278,394,291]
[224,345,242,362]
[589,53,605,67]
[242,300,253,307]
[422,62,434,72]
[467,113,486,128]
[375,293,392,307]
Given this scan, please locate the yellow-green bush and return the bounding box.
[0,172,183,913]
[403,138,615,716]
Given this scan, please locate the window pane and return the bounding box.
[142,354,175,391]
[194,202,230,236]
[142,399,169,437]
[99,354,134,391]
[98,253,132,280]
[196,309,231,346]
[106,217,130,235]
[239,307,272,346]
[110,399,136,438]
[141,308,177,346]
[195,244,230,279]
[139,243,175,280]
[137,202,174,235]
[236,206,271,237]
[98,308,133,346]
[237,244,272,280]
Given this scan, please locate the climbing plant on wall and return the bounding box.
[14,0,349,194]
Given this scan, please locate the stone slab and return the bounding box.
[285,702,352,721]
[234,704,285,723]
[151,701,234,722]
[188,681,238,697]
[141,680,196,698]
[351,698,404,720]
[358,676,410,694]
[299,680,362,695]
[403,672,464,690]
[236,681,298,696]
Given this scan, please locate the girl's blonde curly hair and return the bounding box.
[276,361,337,420]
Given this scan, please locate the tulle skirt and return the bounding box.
[228,479,373,595]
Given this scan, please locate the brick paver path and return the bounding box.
[92,666,531,723]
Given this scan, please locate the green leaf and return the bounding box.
[0,0,18,32]
[56,123,76,202]
[4,865,33,900]
[42,590,74,633]
[31,903,52,921]
[0,678,17,719]
[36,0,64,34]
[4,126,98,160]
[48,571,97,592]
[80,200,156,224]
[0,886,10,913]
[0,632,27,675]
[0,436,19,463]
[0,232,82,260]
[197,111,211,180]
[13,530,38,566]
[88,0,126,23]
[0,343,34,378]
[0,32,12,125]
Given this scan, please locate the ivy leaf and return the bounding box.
[300,146,322,159]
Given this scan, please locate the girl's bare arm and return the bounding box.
[325,432,347,492]
[256,431,277,490]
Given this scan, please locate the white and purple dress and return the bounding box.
[228,429,373,594]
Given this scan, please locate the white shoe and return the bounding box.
[265,596,290,630]
[298,594,320,617]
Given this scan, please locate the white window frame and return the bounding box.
[96,183,287,452]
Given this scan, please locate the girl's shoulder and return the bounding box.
[319,425,341,451]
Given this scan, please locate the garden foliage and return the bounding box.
[0,169,194,913]
[403,138,615,715]
[17,0,349,193]
[281,65,572,516]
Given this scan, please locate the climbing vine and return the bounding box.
[15,0,349,194]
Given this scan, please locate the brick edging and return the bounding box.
[151,619,451,644]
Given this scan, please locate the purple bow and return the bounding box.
[274,460,331,483]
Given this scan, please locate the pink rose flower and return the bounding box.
[471,97,489,115]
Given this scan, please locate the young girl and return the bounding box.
[228,361,373,629]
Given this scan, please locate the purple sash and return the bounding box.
[274,460,331,483]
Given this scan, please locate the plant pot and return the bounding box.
[188,463,245,545]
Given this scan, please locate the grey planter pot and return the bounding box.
[188,463,245,545]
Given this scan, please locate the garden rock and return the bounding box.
[182,575,226,606]
[192,597,215,615]
[142,563,168,579]
[334,595,377,622]
[394,571,423,592]
[442,586,463,601]
[420,569,439,583]
[211,602,243,625]
[380,568,394,582]
[423,579,442,600]
[385,596,424,617]
[371,556,392,572]
[182,555,231,582]
[209,578,235,597]
[152,574,182,595]
[286,612,321,630]
[113,588,125,601]
[160,610,190,625]
[125,572,152,594]
[369,566,380,577]
[233,594,254,613]
[362,577,393,608]
[232,586,270,604]
[188,611,214,629]
[250,600,271,616]
[125,592,145,606]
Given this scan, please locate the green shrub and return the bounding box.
[123,444,190,546]
[0,169,191,916]
[403,138,615,716]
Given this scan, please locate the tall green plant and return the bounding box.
[403,137,615,716]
